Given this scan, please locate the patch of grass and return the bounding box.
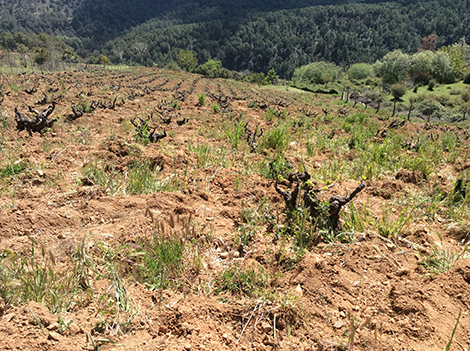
[81,158,171,195]
[225,118,246,149]
[211,103,221,114]
[343,202,373,233]
[418,232,469,275]
[215,262,270,298]
[188,142,228,168]
[125,160,165,195]
[376,202,418,238]
[135,232,185,293]
[259,124,289,152]
[0,161,29,179]
[0,238,90,314]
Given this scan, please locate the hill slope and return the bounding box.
[0,66,469,351]
[0,0,469,77]
[101,0,470,77]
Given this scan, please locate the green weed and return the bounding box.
[225,118,246,149]
[215,263,270,298]
[137,234,185,292]
[81,158,171,195]
[257,156,293,180]
[0,161,29,179]
[198,93,206,106]
[376,202,418,238]
[418,232,469,275]
[0,238,90,314]
[259,124,289,152]
[445,310,462,351]
[212,103,221,113]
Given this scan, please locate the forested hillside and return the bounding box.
[0,0,365,37]
[100,0,470,78]
[0,0,470,78]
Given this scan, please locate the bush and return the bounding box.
[428,79,436,91]
[293,61,341,84]
[390,83,407,101]
[464,71,470,84]
[196,59,223,78]
[461,87,470,103]
[416,99,446,118]
[177,49,198,72]
[347,63,373,80]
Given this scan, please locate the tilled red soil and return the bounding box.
[0,67,469,350]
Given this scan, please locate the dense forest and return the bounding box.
[0,0,470,78]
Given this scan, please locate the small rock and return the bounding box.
[333,321,343,329]
[219,252,229,259]
[260,321,272,334]
[66,322,80,336]
[233,251,240,258]
[48,331,62,341]
[158,325,168,334]
[184,343,192,350]
[294,284,303,297]
[47,323,59,331]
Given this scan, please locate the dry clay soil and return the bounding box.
[0,67,469,351]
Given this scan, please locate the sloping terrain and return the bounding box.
[0,67,469,350]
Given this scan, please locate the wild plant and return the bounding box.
[225,118,246,149]
[212,103,221,113]
[197,93,205,106]
[259,124,289,152]
[376,202,418,238]
[418,232,469,275]
[215,262,270,298]
[0,237,91,314]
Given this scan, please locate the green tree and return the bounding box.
[390,83,407,116]
[177,49,198,72]
[431,51,455,84]
[374,50,410,86]
[251,72,265,86]
[409,51,433,85]
[347,63,373,80]
[293,61,340,84]
[98,54,110,67]
[33,47,51,66]
[438,44,465,79]
[264,68,279,85]
[196,59,223,78]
